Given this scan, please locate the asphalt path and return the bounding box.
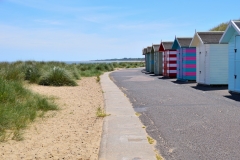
[110,68,240,160]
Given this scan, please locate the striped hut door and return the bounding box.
[179,49,183,79]
[177,49,180,79]
[168,50,170,77]
[168,50,177,78]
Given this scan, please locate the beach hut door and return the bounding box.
[179,49,183,79]
[234,37,240,92]
[154,52,158,74]
[199,46,205,83]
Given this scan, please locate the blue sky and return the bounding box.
[1,0,240,62]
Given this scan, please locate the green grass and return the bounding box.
[0,78,58,141]
[0,61,144,86]
[38,66,77,86]
[0,61,144,141]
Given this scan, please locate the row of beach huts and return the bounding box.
[142,20,240,94]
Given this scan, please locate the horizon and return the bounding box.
[1,0,240,61]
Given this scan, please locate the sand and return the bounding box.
[0,77,104,160]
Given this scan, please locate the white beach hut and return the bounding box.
[190,31,228,85]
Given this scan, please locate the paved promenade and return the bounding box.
[99,72,156,160]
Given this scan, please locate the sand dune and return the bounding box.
[0,77,104,160]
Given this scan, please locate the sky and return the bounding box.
[0,0,240,62]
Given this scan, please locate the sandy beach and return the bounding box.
[0,77,104,160]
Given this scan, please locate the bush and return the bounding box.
[24,64,41,83]
[39,66,77,86]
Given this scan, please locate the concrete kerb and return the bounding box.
[98,71,156,160]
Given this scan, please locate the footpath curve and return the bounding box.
[99,72,156,160]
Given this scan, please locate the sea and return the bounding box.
[64,61,144,64]
[0,60,144,64]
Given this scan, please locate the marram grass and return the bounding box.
[0,77,58,141]
[0,61,144,141]
[39,66,77,86]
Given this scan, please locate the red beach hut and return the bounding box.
[159,41,177,78]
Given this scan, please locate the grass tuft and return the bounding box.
[147,136,155,144]
[96,75,101,83]
[96,107,109,118]
[156,154,164,160]
[135,112,141,117]
[39,67,77,86]
[24,63,41,83]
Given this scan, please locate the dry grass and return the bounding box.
[96,107,110,118]
[147,136,154,144]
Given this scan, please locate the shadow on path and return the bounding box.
[224,95,240,102]
[171,80,197,85]
[158,77,176,80]
[191,84,228,91]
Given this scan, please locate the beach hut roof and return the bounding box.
[219,20,240,43]
[190,31,224,47]
[172,37,192,49]
[152,44,160,52]
[147,46,152,53]
[162,42,173,50]
[142,48,147,55]
[177,37,192,47]
[198,31,224,44]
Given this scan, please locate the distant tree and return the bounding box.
[210,18,240,31]
[210,22,228,31]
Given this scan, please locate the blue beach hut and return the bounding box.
[172,37,196,81]
[220,20,240,93]
[146,46,152,72]
[149,46,155,73]
[142,48,147,71]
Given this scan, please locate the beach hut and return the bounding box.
[146,46,153,73]
[219,20,240,93]
[142,48,147,71]
[172,37,196,81]
[146,47,152,72]
[149,46,155,73]
[152,44,161,75]
[190,31,228,85]
[159,41,177,78]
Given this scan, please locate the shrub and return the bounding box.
[24,64,41,83]
[39,67,77,86]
